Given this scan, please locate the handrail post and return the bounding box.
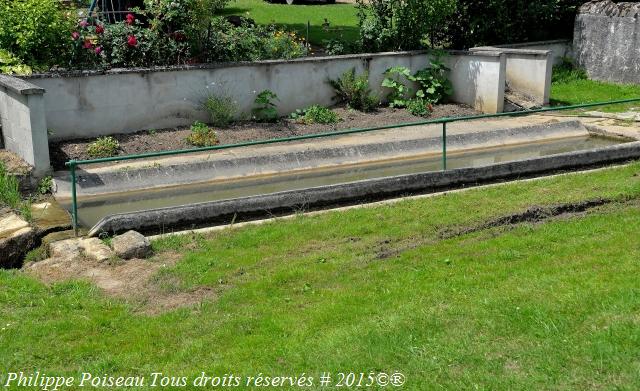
[69,161,79,237]
[442,121,447,171]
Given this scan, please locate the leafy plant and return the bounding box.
[0,162,21,210]
[37,176,53,195]
[193,18,305,64]
[0,0,74,68]
[323,39,353,56]
[552,57,588,84]
[329,68,379,112]
[412,54,453,104]
[406,97,434,117]
[291,105,340,125]
[252,90,279,122]
[381,55,451,110]
[0,50,32,75]
[202,93,237,128]
[87,137,119,158]
[0,162,31,220]
[186,121,219,146]
[382,66,413,108]
[356,0,456,51]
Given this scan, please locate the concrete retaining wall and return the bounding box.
[0,75,50,175]
[58,121,587,197]
[573,1,640,84]
[490,40,571,65]
[470,47,552,105]
[22,50,507,141]
[89,140,640,236]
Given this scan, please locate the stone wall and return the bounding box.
[573,1,640,84]
[22,50,508,141]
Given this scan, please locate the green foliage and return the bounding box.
[251,90,279,122]
[0,163,22,211]
[323,39,354,56]
[0,50,32,75]
[24,246,47,263]
[382,66,413,108]
[186,121,219,146]
[37,176,53,195]
[329,68,379,112]
[194,18,305,63]
[381,56,452,109]
[0,0,74,68]
[291,105,341,125]
[412,54,453,104]
[448,0,585,49]
[552,57,588,84]
[406,97,433,117]
[87,137,120,158]
[202,93,237,128]
[0,162,31,220]
[356,0,456,51]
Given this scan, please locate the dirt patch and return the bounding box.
[25,251,216,315]
[49,104,477,169]
[0,150,31,174]
[374,198,615,260]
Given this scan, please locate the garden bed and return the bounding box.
[49,103,476,169]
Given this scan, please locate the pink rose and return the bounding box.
[95,46,103,54]
[127,35,137,47]
[83,39,93,49]
[126,13,135,25]
[71,31,80,40]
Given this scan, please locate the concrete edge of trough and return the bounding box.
[57,120,595,198]
[88,140,640,237]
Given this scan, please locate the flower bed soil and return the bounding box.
[49,104,477,170]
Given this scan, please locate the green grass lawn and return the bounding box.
[221,0,359,46]
[3,162,640,389]
[550,63,640,113]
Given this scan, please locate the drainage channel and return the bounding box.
[57,134,630,234]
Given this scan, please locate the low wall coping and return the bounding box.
[492,39,571,48]
[0,74,45,95]
[470,47,551,57]
[22,49,505,80]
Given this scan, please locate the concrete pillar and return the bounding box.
[470,47,553,106]
[0,75,50,176]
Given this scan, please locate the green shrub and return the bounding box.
[356,0,456,51]
[292,105,341,125]
[0,50,32,75]
[193,18,305,63]
[552,57,588,84]
[0,162,31,220]
[382,66,413,108]
[186,121,219,146]
[202,94,237,127]
[252,90,279,123]
[412,54,453,104]
[0,0,74,68]
[87,137,120,158]
[381,55,452,109]
[406,98,433,117]
[329,68,379,112]
[94,20,190,69]
[447,0,585,49]
[37,176,53,195]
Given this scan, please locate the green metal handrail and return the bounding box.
[65,97,640,234]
